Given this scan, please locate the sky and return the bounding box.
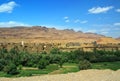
[0,0,120,38]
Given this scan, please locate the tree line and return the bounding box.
[0,47,120,75]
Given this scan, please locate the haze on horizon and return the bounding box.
[0,0,120,38]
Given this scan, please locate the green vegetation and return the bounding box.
[92,61,120,70]
[0,47,120,77]
[78,60,92,70]
[3,63,19,75]
[38,59,48,69]
[59,64,79,74]
[18,64,59,77]
[0,61,120,77]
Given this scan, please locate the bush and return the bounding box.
[58,57,65,68]
[3,63,19,75]
[50,48,61,54]
[0,63,4,71]
[78,60,91,70]
[0,59,6,71]
[18,65,22,70]
[38,59,48,69]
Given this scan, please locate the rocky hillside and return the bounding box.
[0,26,119,44]
[116,37,120,41]
[0,26,104,39]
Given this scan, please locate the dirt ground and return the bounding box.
[0,69,120,81]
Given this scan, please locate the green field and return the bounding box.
[0,61,120,77]
[92,61,120,70]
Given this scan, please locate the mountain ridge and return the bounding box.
[0,26,120,44]
[0,26,105,39]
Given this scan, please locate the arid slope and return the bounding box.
[0,26,104,39]
[0,26,119,44]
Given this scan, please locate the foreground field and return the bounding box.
[0,69,120,81]
[0,61,120,77]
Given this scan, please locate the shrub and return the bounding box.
[3,63,19,75]
[50,48,61,54]
[18,65,22,70]
[0,63,4,71]
[78,60,91,70]
[0,59,6,71]
[58,57,65,68]
[38,59,48,69]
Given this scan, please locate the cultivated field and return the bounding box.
[0,69,120,81]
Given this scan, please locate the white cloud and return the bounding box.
[80,20,88,24]
[64,16,70,23]
[74,19,80,23]
[116,9,120,12]
[64,16,69,19]
[74,19,88,24]
[0,21,31,27]
[114,23,120,26]
[65,19,70,23]
[100,31,108,34]
[86,29,97,33]
[88,6,113,14]
[0,1,17,13]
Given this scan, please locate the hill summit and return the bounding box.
[0,26,119,44]
[0,26,104,39]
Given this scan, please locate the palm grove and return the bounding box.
[0,46,120,75]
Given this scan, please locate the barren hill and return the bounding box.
[0,26,119,44]
[0,26,104,39]
[97,37,120,44]
[116,37,120,41]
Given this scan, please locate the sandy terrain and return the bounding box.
[0,69,120,81]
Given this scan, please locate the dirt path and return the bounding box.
[0,69,120,81]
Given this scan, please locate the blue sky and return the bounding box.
[0,0,120,38]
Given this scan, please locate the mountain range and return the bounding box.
[0,26,105,39]
[0,26,119,44]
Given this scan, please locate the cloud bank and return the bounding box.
[116,9,120,12]
[0,21,30,27]
[88,6,113,14]
[0,1,17,13]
